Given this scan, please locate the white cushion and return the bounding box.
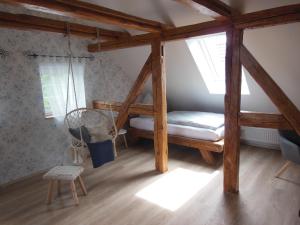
[167,111,224,130]
[118,129,127,135]
[43,166,84,181]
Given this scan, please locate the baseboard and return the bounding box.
[0,168,49,189]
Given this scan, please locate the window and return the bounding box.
[186,32,250,95]
[39,58,86,118]
[40,73,56,117]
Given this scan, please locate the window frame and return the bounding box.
[186,32,250,95]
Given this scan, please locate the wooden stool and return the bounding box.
[43,166,87,205]
[118,129,128,149]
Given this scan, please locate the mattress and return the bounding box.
[167,111,224,130]
[130,117,224,141]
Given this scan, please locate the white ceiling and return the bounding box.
[1,0,300,113]
[100,0,300,113]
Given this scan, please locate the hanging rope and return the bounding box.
[65,23,84,155]
[109,103,118,136]
[66,24,79,113]
[64,24,119,163]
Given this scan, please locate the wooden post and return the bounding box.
[224,27,243,193]
[151,39,168,172]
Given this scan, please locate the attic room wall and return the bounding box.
[0,28,132,185]
[107,23,300,149]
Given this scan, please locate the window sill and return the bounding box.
[45,114,55,119]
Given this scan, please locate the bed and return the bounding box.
[128,111,225,165]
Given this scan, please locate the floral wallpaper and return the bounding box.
[0,28,133,185]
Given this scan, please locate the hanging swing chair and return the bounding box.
[64,26,118,168]
[65,107,118,165]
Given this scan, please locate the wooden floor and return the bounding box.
[0,142,300,225]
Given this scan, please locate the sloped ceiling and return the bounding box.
[1,0,300,113]
[100,0,300,113]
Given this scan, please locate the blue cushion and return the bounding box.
[87,140,115,168]
[69,126,91,143]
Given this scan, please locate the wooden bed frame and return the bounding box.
[128,127,224,165]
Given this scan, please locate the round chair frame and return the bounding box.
[64,107,118,165]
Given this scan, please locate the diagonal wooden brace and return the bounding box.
[115,54,152,131]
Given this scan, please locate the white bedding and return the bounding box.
[130,117,224,141]
[167,111,224,130]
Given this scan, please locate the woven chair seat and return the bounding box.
[43,166,84,181]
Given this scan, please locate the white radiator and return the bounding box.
[240,127,280,150]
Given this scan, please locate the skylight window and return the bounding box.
[186,32,250,95]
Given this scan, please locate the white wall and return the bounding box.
[106,1,300,149]
[108,23,300,113]
[0,28,132,185]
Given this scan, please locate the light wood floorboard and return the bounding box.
[0,142,299,225]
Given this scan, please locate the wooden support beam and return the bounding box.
[151,39,168,172]
[1,0,167,33]
[174,0,225,19]
[92,101,154,116]
[88,33,160,52]
[234,4,300,29]
[115,54,152,130]
[88,20,230,52]
[163,19,230,41]
[239,112,293,130]
[0,11,129,40]
[240,45,300,135]
[128,104,154,116]
[177,0,235,18]
[223,28,243,193]
[191,0,234,17]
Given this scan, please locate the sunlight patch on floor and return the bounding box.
[135,168,219,211]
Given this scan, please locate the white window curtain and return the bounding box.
[38,57,86,118]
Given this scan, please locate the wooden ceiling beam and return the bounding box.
[88,20,230,52]
[88,33,159,52]
[1,0,168,32]
[174,0,234,18]
[0,11,130,40]
[163,19,230,41]
[234,4,300,29]
[174,0,224,19]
